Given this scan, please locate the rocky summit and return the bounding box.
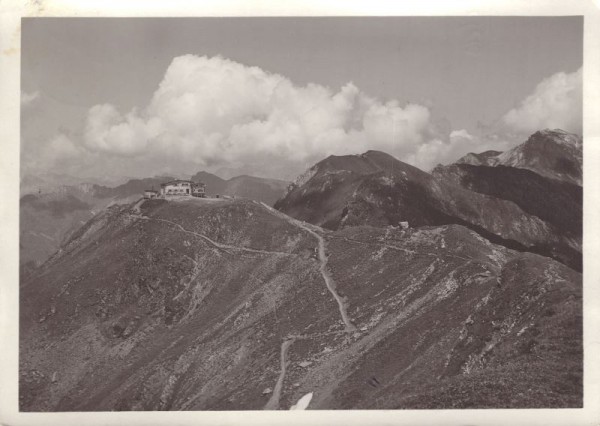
[454,129,582,185]
[20,195,582,410]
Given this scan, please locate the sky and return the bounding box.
[21,17,583,181]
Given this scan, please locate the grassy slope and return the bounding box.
[20,199,582,410]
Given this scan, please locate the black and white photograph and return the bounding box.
[2,1,600,424]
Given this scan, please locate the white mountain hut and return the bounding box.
[160,180,206,197]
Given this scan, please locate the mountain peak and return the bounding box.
[311,150,425,180]
[531,128,582,150]
[455,150,503,166]
[450,129,581,185]
[494,129,582,185]
[360,150,398,160]
[538,128,572,136]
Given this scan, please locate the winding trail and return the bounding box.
[262,329,347,410]
[259,202,356,332]
[256,202,360,410]
[138,216,294,257]
[329,235,417,256]
[263,338,295,410]
[137,200,356,409]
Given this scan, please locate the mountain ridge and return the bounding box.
[274,137,581,270]
[19,128,584,410]
[21,172,289,266]
[20,197,582,410]
[431,129,582,270]
[453,129,582,185]
[190,170,289,204]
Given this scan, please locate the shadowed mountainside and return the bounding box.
[431,129,582,270]
[274,147,580,270]
[20,198,581,410]
[455,129,582,185]
[432,164,581,238]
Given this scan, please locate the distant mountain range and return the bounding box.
[190,171,288,205]
[20,172,134,196]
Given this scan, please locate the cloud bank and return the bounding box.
[81,55,444,178]
[503,67,582,135]
[27,56,583,180]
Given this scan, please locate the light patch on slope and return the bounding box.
[436,272,459,301]
[379,175,394,186]
[290,392,313,410]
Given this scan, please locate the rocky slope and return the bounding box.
[432,165,581,232]
[455,150,502,166]
[431,165,581,242]
[20,198,582,410]
[274,150,580,270]
[455,129,582,185]
[432,129,582,270]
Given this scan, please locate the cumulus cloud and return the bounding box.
[408,129,480,169]
[37,55,579,179]
[21,91,40,108]
[449,129,473,141]
[84,104,157,156]
[82,55,441,178]
[503,68,582,135]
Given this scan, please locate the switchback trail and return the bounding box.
[259,202,356,332]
